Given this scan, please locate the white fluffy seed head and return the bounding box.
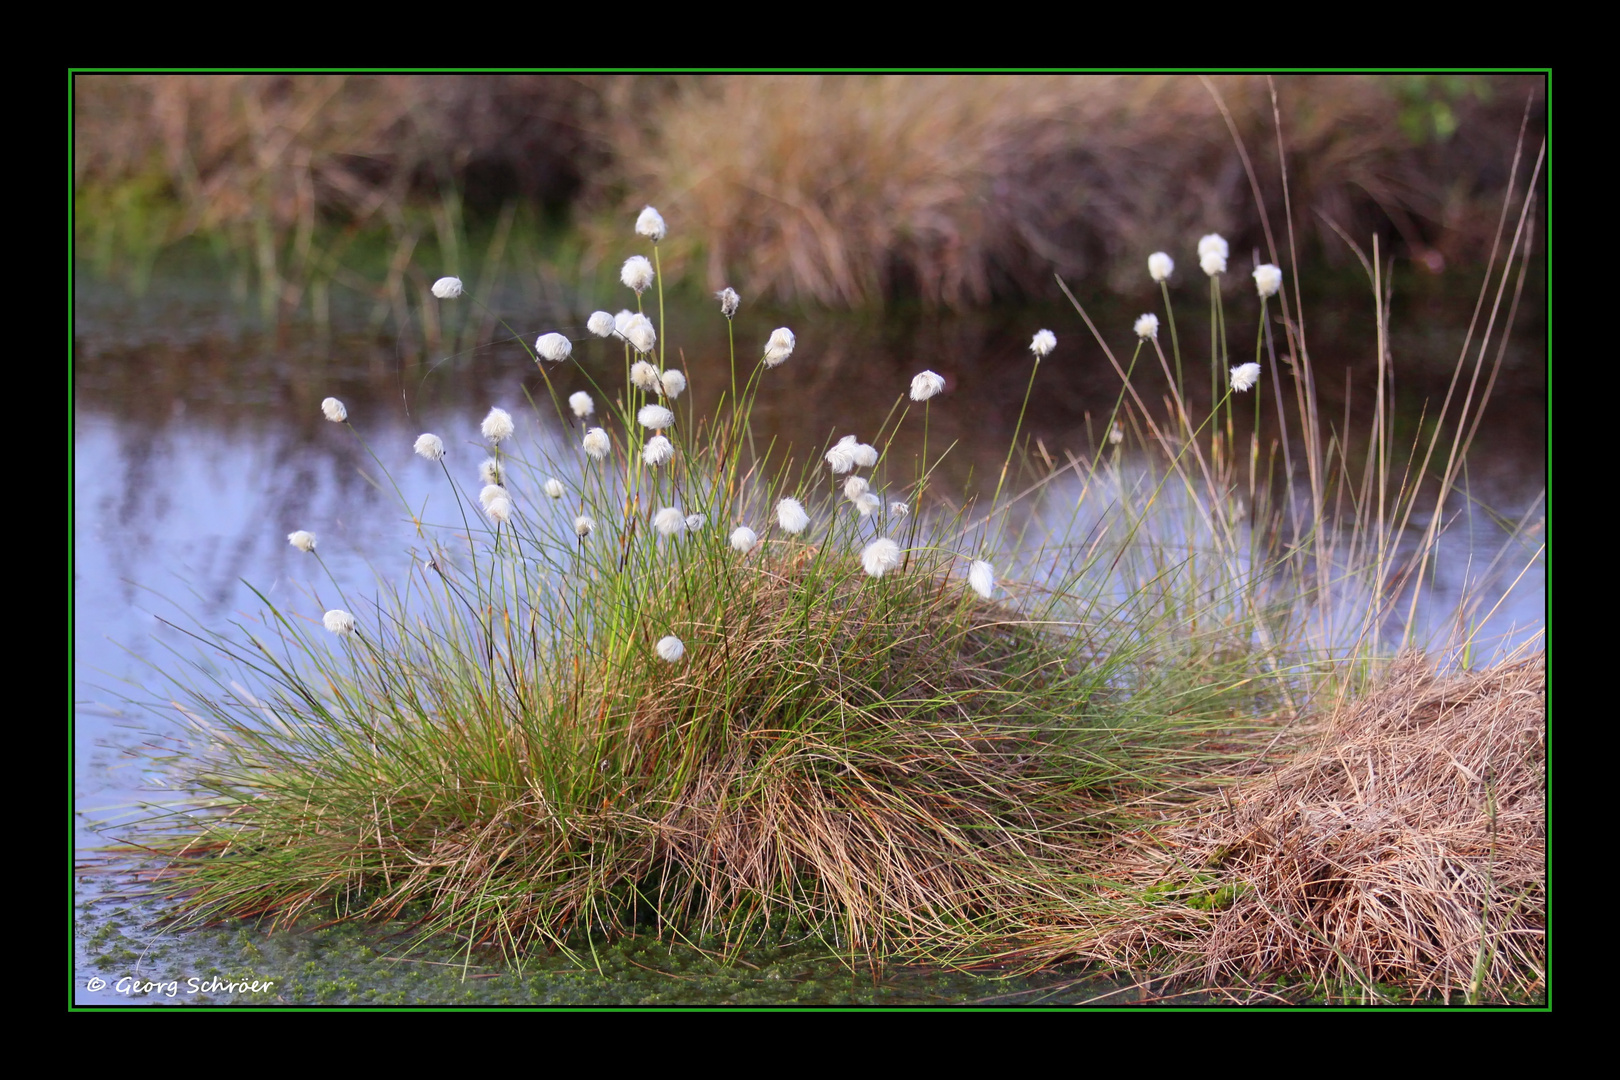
[630,361,662,393]
[1253,263,1283,299]
[485,496,513,524]
[826,435,859,475]
[323,609,356,635]
[621,255,655,294]
[431,277,463,299]
[479,458,503,485]
[730,526,758,553]
[1198,234,1230,261]
[853,492,881,517]
[889,501,909,518]
[536,333,573,362]
[1201,250,1227,276]
[843,476,869,501]
[287,530,317,552]
[852,443,878,469]
[1134,313,1160,340]
[574,515,595,538]
[1148,252,1174,282]
[717,287,739,318]
[1030,329,1057,358]
[777,498,809,534]
[968,560,994,600]
[685,514,706,531]
[583,428,610,460]
[656,635,685,663]
[1110,423,1124,446]
[587,311,616,338]
[544,478,564,499]
[624,313,657,355]
[636,206,667,242]
[638,404,675,430]
[481,407,515,444]
[1230,363,1262,393]
[569,391,594,419]
[861,538,901,578]
[643,434,674,466]
[910,370,946,401]
[414,433,445,461]
[614,310,634,335]
[321,397,347,422]
[654,507,686,537]
[762,328,796,367]
[479,483,507,508]
[659,369,687,399]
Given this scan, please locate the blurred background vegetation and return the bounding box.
[74,73,1543,313]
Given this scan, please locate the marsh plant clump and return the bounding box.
[133,170,1542,999]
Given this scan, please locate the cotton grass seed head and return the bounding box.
[636,206,667,242]
[323,609,356,635]
[777,498,809,534]
[825,436,858,475]
[536,333,572,362]
[431,277,463,299]
[910,370,946,401]
[614,310,634,335]
[861,538,901,578]
[544,478,564,499]
[574,514,595,538]
[1201,249,1227,276]
[485,496,513,524]
[630,361,662,393]
[889,501,908,518]
[587,311,616,338]
[569,391,594,419]
[762,328,796,367]
[656,635,685,663]
[621,255,655,294]
[479,458,502,485]
[717,287,739,319]
[730,525,758,553]
[583,427,611,460]
[685,513,705,531]
[1030,329,1057,358]
[843,476,869,501]
[414,433,445,461]
[624,313,657,355]
[852,443,878,468]
[853,492,881,517]
[1253,263,1282,299]
[1149,252,1174,282]
[968,559,994,600]
[1198,234,1229,261]
[1110,423,1124,445]
[479,484,506,508]
[481,407,515,444]
[659,369,687,399]
[1134,313,1160,340]
[638,404,675,430]
[643,434,674,466]
[654,507,686,537]
[1230,362,1262,392]
[287,530,316,552]
[321,397,347,422]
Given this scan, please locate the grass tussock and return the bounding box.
[1034,655,1545,1001]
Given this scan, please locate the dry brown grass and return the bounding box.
[598,73,1543,305]
[1023,653,1546,1001]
